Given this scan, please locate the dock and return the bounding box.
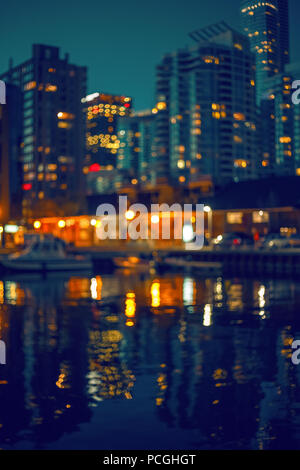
[0,245,300,277]
[68,246,300,277]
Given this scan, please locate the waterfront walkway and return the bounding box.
[70,246,300,277]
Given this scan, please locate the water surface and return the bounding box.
[0,271,300,450]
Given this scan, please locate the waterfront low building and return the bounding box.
[203,175,300,238]
[12,176,299,249]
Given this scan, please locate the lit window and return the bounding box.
[45,84,57,92]
[279,136,291,144]
[233,113,245,121]
[227,212,243,224]
[57,112,75,120]
[252,211,269,224]
[234,159,247,168]
[156,102,167,110]
[24,81,36,91]
[58,121,72,129]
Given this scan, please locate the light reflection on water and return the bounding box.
[0,272,300,449]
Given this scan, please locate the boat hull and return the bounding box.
[156,258,222,276]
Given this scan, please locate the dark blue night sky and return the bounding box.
[1,0,300,110]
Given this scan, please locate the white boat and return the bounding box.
[1,236,93,272]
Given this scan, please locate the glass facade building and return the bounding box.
[241,0,296,176]
[260,72,293,175]
[0,84,22,222]
[117,110,156,188]
[154,22,257,187]
[241,0,290,104]
[0,45,87,217]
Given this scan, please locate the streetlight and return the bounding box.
[58,220,66,228]
[204,206,213,240]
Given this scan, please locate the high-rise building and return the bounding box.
[260,72,294,175]
[154,22,257,187]
[0,45,87,216]
[116,110,156,189]
[260,61,300,177]
[241,0,290,103]
[82,92,132,194]
[0,84,22,222]
[289,63,300,174]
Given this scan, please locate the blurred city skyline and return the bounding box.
[1,0,300,110]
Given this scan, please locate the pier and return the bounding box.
[68,246,300,277]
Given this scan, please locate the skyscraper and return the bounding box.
[242,0,294,176]
[241,0,290,103]
[260,61,300,177]
[154,22,257,187]
[288,63,300,174]
[260,73,293,175]
[82,92,132,194]
[0,84,22,222]
[117,110,156,188]
[0,45,87,217]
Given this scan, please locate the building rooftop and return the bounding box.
[189,21,249,49]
